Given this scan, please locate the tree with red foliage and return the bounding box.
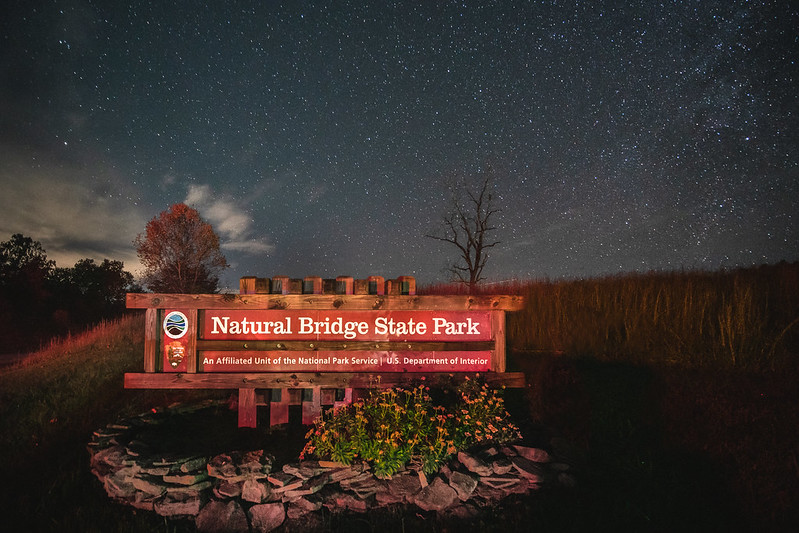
[135,203,229,293]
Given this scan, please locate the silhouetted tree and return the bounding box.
[0,234,138,351]
[426,174,501,293]
[135,203,229,293]
[0,234,55,349]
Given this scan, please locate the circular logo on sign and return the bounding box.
[163,311,188,339]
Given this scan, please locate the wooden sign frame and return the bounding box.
[125,277,525,427]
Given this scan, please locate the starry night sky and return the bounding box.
[1,1,797,288]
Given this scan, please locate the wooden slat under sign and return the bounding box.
[301,386,322,425]
[124,371,527,389]
[238,388,257,428]
[269,388,289,426]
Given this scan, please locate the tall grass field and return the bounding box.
[1,263,797,531]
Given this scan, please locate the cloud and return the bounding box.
[0,147,146,273]
[184,184,274,255]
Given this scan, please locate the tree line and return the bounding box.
[0,234,139,353]
[0,203,230,353]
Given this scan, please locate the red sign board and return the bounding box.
[200,351,492,372]
[202,310,492,342]
[158,309,495,373]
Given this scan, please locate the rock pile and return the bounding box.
[89,404,578,532]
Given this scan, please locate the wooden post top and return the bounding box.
[127,275,525,311]
[126,292,525,311]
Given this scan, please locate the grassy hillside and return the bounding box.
[2,265,797,531]
[0,314,217,531]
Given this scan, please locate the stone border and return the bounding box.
[89,402,578,532]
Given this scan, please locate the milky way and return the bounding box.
[1,1,796,287]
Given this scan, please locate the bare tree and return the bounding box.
[426,175,501,293]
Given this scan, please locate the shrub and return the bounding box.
[300,378,521,478]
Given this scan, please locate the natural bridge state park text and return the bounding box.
[202,310,492,342]
[209,315,482,339]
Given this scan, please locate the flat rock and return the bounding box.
[250,502,286,532]
[283,474,329,499]
[271,478,304,494]
[513,445,551,463]
[165,480,213,495]
[413,476,458,512]
[207,454,238,479]
[103,468,138,499]
[327,465,365,483]
[267,471,296,487]
[318,460,349,468]
[491,457,513,475]
[196,499,248,533]
[457,451,493,476]
[179,456,209,474]
[242,479,271,503]
[283,461,325,479]
[163,472,209,485]
[155,492,205,518]
[338,470,374,488]
[92,446,131,471]
[384,471,423,502]
[472,483,507,503]
[214,480,242,499]
[240,450,272,477]
[480,474,522,492]
[131,475,167,496]
[447,471,478,501]
[286,495,322,519]
[510,456,546,483]
[324,492,368,512]
[139,464,171,476]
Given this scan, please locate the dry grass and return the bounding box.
[422,262,799,372]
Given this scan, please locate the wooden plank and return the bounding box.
[238,388,257,428]
[353,279,368,294]
[321,388,335,405]
[367,276,385,295]
[126,293,526,311]
[302,386,322,424]
[336,276,354,295]
[491,310,507,373]
[196,340,495,351]
[124,371,527,389]
[271,276,290,294]
[144,308,158,372]
[185,309,198,373]
[303,276,322,294]
[333,388,353,410]
[397,276,416,295]
[240,277,257,295]
[270,388,289,426]
[240,277,270,295]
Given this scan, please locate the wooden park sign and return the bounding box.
[125,275,526,428]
